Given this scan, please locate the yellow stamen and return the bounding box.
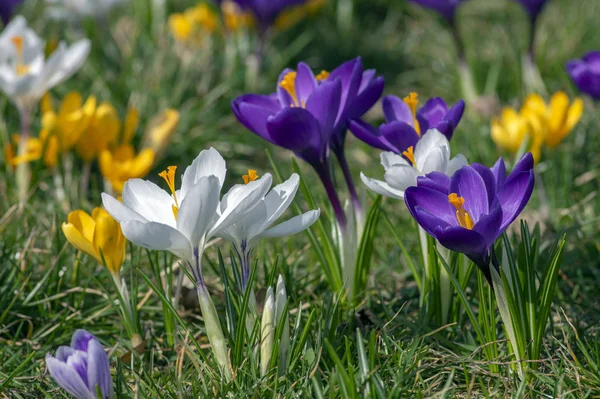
[448,193,474,230]
[403,92,421,136]
[11,36,30,76]
[315,70,330,81]
[402,146,416,167]
[159,165,180,218]
[243,169,258,184]
[280,71,302,107]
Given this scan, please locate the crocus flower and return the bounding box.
[0,0,22,25]
[222,0,307,32]
[75,105,131,162]
[62,208,126,275]
[169,4,219,45]
[566,51,600,101]
[521,92,583,148]
[217,171,319,288]
[5,129,59,167]
[350,93,465,154]
[46,330,113,399]
[361,129,467,199]
[0,16,90,111]
[404,153,535,282]
[491,106,544,162]
[99,145,155,194]
[408,0,467,24]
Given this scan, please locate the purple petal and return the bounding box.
[490,157,507,191]
[506,152,534,184]
[295,62,318,105]
[412,207,452,238]
[583,51,600,71]
[358,70,377,93]
[55,346,76,362]
[470,163,496,209]
[86,338,113,398]
[417,172,451,194]
[382,95,412,123]
[404,186,457,227]
[416,97,448,133]
[71,330,95,352]
[306,78,342,137]
[347,76,384,118]
[434,225,488,260]
[329,58,362,122]
[497,170,534,231]
[439,99,465,139]
[66,351,90,388]
[473,205,503,246]
[266,107,324,161]
[277,68,295,106]
[46,355,95,399]
[232,94,281,141]
[380,121,420,153]
[349,120,396,152]
[449,166,489,222]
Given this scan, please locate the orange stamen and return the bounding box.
[403,92,421,136]
[448,193,474,230]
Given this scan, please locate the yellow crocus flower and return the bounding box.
[142,109,180,161]
[522,92,583,148]
[75,102,122,162]
[491,107,544,163]
[169,4,218,45]
[99,144,155,193]
[42,92,97,153]
[5,130,60,167]
[221,1,254,32]
[62,208,126,275]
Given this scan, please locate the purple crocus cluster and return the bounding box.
[232,57,383,228]
[567,51,600,101]
[349,93,465,154]
[404,153,535,282]
[46,330,113,399]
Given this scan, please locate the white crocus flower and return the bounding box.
[217,173,320,289]
[0,16,90,111]
[102,147,271,381]
[45,0,125,20]
[360,129,467,199]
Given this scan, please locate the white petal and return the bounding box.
[260,173,300,231]
[121,220,192,261]
[122,179,175,227]
[176,176,221,247]
[446,153,468,176]
[384,165,420,192]
[414,129,449,168]
[210,173,273,237]
[46,356,95,399]
[38,39,90,96]
[101,193,146,224]
[380,151,408,170]
[181,147,226,199]
[419,146,449,175]
[361,172,404,199]
[257,209,320,241]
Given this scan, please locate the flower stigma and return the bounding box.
[280,71,305,108]
[11,36,30,76]
[243,169,258,184]
[402,146,416,167]
[159,166,180,219]
[403,92,421,136]
[448,193,474,230]
[315,70,330,81]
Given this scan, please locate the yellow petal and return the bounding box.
[547,91,569,137]
[522,93,547,117]
[92,208,125,274]
[169,14,192,40]
[62,219,102,264]
[41,93,54,115]
[59,92,83,118]
[131,148,155,176]
[68,210,96,244]
[143,109,180,156]
[491,121,518,152]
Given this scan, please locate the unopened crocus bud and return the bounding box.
[46,330,114,399]
[260,287,275,377]
[275,275,289,374]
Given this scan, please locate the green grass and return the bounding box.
[1,0,600,397]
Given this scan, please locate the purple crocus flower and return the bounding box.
[350,93,465,154]
[566,51,600,101]
[220,0,307,32]
[404,153,534,282]
[46,330,113,399]
[513,0,549,21]
[0,0,22,25]
[408,0,467,23]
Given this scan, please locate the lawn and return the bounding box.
[0,0,599,397]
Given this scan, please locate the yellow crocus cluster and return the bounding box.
[491,91,583,163]
[169,3,221,45]
[62,207,126,275]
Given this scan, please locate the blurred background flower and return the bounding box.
[567,51,600,101]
